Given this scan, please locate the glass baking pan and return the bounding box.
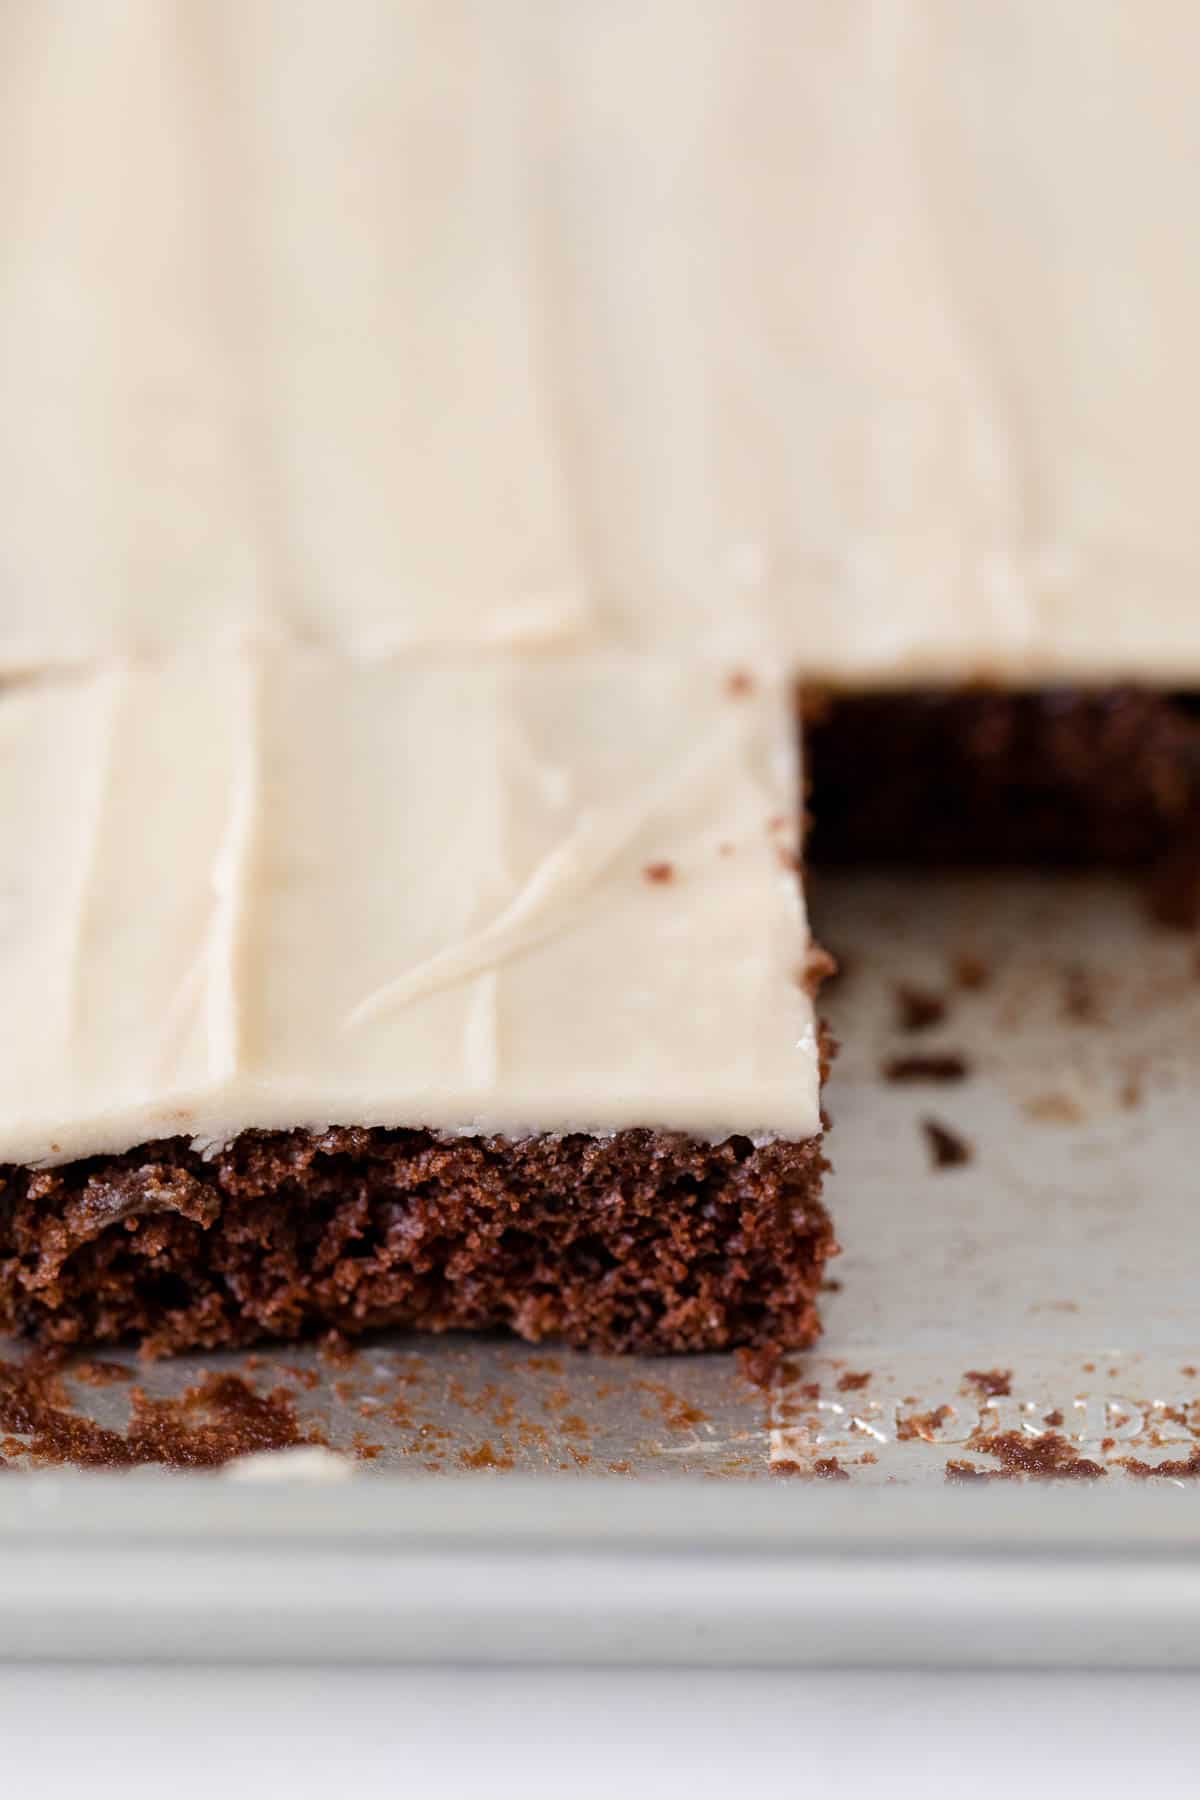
[1,872,1197,1665]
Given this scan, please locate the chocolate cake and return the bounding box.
[2,3,1200,1361]
[0,651,831,1354]
[0,1127,832,1355]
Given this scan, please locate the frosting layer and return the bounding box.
[3,1,1200,681]
[0,651,819,1165]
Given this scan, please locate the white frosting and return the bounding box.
[1,0,1194,1164]
[0,0,587,669]
[3,0,1200,682]
[0,651,819,1166]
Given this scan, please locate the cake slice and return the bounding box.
[0,650,832,1353]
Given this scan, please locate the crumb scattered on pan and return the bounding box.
[0,1357,324,1471]
[1061,965,1100,1024]
[964,1369,1012,1398]
[637,1381,709,1431]
[771,1454,850,1481]
[1119,1068,1144,1110]
[725,669,755,699]
[922,1117,972,1169]
[836,1370,872,1392]
[317,1330,358,1370]
[801,944,838,996]
[458,1440,515,1471]
[736,1344,786,1391]
[1119,1447,1200,1479]
[895,984,947,1032]
[282,1363,321,1392]
[68,1359,134,1388]
[952,1430,1105,1481]
[643,861,674,884]
[897,1405,953,1442]
[884,1053,969,1085]
[945,1459,1008,1483]
[951,953,991,992]
[1024,1092,1085,1125]
[1043,1409,1065,1427]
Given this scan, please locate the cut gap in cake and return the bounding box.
[803,688,1200,872]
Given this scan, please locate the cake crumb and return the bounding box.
[0,1360,324,1472]
[1061,965,1100,1023]
[884,1053,968,1085]
[897,1405,953,1442]
[952,953,991,992]
[736,1343,785,1391]
[1119,1068,1145,1110]
[1024,1092,1085,1125]
[945,1460,1009,1483]
[1120,1446,1200,1479]
[801,944,838,996]
[69,1359,133,1388]
[922,1118,972,1170]
[643,861,674,884]
[458,1440,514,1471]
[964,1430,1105,1480]
[836,1370,871,1392]
[964,1368,1012,1398]
[725,669,755,698]
[895,984,947,1032]
[317,1330,357,1370]
[772,1454,852,1481]
[638,1380,709,1431]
